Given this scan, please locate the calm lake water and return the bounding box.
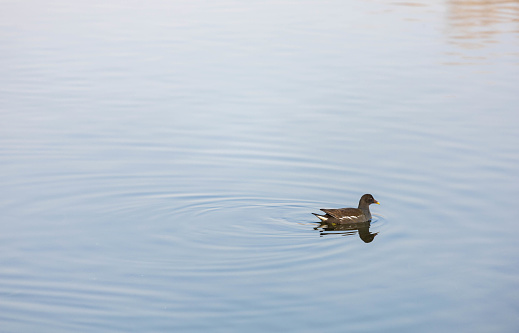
[1,0,519,332]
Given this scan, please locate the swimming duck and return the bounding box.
[312,194,380,223]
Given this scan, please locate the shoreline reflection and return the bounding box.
[446,0,519,49]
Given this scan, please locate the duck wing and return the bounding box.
[320,208,365,220]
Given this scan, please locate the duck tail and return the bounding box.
[312,213,328,222]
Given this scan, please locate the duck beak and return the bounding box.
[375,201,380,205]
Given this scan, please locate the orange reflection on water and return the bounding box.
[446,0,519,49]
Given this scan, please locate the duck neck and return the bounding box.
[358,200,372,220]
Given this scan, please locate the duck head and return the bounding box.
[359,194,380,207]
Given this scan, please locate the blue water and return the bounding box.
[1,0,519,332]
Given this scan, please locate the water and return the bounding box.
[1,0,519,332]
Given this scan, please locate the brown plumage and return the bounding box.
[313,194,380,223]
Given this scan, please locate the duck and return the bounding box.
[312,194,380,223]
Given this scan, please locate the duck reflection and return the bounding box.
[314,219,378,243]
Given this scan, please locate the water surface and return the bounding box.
[1,0,519,332]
